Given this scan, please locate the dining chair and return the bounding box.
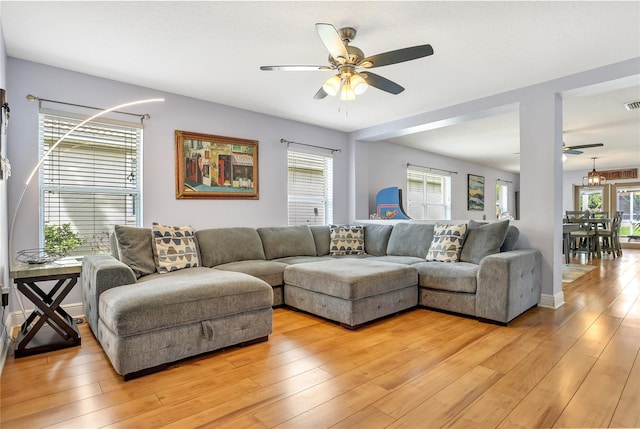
[569,220,598,259]
[600,211,623,257]
[565,210,590,224]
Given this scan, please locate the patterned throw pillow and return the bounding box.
[426,223,468,262]
[151,223,200,273]
[329,225,365,256]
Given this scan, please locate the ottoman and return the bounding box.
[283,259,418,328]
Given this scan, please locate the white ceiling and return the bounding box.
[2,1,639,173]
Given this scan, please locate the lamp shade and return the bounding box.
[351,73,368,95]
[340,78,355,101]
[322,75,341,96]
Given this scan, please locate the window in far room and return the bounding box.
[406,168,451,220]
[496,181,509,219]
[39,112,143,256]
[287,150,333,225]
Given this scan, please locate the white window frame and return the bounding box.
[38,110,143,255]
[287,150,333,226]
[406,167,451,220]
[496,181,509,219]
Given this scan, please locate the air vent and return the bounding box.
[624,101,640,111]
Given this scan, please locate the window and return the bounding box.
[406,168,451,220]
[496,182,509,218]
[39,112,142,255]
[287,150,333,225]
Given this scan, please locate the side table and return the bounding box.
[10,259,82,357]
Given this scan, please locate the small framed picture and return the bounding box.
[467,174,485,211]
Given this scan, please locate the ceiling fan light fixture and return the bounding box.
[340,77,356,101]
[351,73,368,95]
[322,75,341,96]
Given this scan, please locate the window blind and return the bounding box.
[406,168,451,220]
[287,151,333,226]
[39,113,142,255]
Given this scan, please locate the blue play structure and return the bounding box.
[375,187,411,219]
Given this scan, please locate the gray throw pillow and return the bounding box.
[113,225,156,278]
[500,225,520,252]
[460,220,510,264]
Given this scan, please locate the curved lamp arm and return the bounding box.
[9,97,164,260]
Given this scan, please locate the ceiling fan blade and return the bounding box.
[564,149,583,155]
[360,44,434,68]
[316,23,348,63]
[260,65,333,71]
[564,143,604,150]
[363,72,404,95]
[313,87,328,100]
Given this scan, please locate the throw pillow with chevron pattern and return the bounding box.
[426,223,468,262]
[329,224,365,256]
[151,223,200,273]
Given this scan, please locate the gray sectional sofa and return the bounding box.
[82,221,541,379]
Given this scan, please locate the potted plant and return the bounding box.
[44,223,85,257]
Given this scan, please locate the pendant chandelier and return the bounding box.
[583,157,606,187]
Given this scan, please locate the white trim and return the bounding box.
[0,302,85,375]
[9,302,85,328]
[538,292,565,309]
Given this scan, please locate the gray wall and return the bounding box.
[0,19,8,351]
[365,140,520,221]
[5,58,350,307]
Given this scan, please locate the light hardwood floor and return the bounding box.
[1,250,639,428]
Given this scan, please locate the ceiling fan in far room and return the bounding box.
[563,142,604,155]
[259,23,434,101]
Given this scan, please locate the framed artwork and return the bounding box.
[467,174,485,211]
[175,130,259,199]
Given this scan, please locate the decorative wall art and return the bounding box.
[175,130,259,199]
[467,174,485,211]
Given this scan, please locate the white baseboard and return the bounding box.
[0,302,85,376]
[539,292,565,309]
[7,302,85,328]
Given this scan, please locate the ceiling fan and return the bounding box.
[563,142,604,155]
[260,23,434,101]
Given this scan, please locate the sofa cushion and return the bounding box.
[151,223,200,273]
[500,225,520,252]
[426,223,468,262]
[101,268,272,336]
[329,225,365,255]
[257,226,317,260]
[363,224,393,256]
[196,227,265,267]
[460,220,509,264]
[368,255,426,265]
[113,225,156,279]
[386,223,435,258]
[309,225,331,256]
[414,261,479,294]
[215,260,288,286]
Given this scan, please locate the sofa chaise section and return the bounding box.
[97,267,273,378]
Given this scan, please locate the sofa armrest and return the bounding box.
[476,249,541,324]
[82,254,137,334]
